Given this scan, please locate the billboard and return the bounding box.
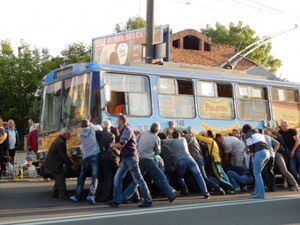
[92,25,169,64]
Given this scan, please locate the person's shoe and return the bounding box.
[122,199,133,204]
[283,181,289,188]
[241,186,248,191]
[211,188,226,195]
[234,187,241,192]
[204,194,210,199]
[290,186,299,191]
[182,186,189,195]
[227,189,235,194]
[131,198,140,203]
[169,191,181,202]
[250,192,257,196]
[70,195,79,202]
[86,195,96,205]
[252,195,265,199]
[107,201,119,207]
[218,188,226,195]
[138,202,152,208]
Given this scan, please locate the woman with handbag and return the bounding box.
[192,130,234,194]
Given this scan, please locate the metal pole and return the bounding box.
[146,0,154,64]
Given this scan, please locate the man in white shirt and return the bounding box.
[5,119,19,164]
[215,134,245,169]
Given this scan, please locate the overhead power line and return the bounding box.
[220,25,298,69]
[167,0,300,23]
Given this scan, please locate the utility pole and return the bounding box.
[145,0,154,64]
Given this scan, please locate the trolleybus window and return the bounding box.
[271,88,300,127]
[104,73,151,116]
[90,72,101,124]
[63,73,89,127]
[40,81,62,131]
[236,84,270,121]
[157,77,195,118]
[197,81,234,120]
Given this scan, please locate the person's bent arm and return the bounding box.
[290,134,300,158]
[262,121,280,137]
[271,137,280,153]
[192,133,213,145]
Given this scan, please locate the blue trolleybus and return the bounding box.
[37,62,300,177]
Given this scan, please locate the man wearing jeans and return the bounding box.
[215,134,245,168]
[107,115,152,208]
[70,119,100,204]
[122,122,180,203]
[264,121,300,185]
[243,124,270,199]
[226,166,253,192]
[162,130,210,199]
[184,129,225,195]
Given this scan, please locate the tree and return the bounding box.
[201,21,282,74]
[60,42,91,64]
[0,41,40,140]
[114,16,146,33]
[0,40,92,148]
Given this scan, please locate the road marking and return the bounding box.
[2,195,300,225]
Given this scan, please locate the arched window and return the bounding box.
[183,35,200,50]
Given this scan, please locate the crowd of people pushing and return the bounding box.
[40,115,300,208]
[0,115,299,207]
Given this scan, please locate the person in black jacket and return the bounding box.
[43,128,76,199]
[95,120,120,203]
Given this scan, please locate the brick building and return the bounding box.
[170,29,257,71]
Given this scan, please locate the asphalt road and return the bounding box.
[0,179,299,225]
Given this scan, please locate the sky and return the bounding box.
[1,0,300,82]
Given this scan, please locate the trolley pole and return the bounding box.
[145,0,154,64]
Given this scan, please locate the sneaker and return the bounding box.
[290,186,299,191]
[252,195,265,199]
[227,189,235,194]
[107,201,119,207]
[212,188,225,195]
[234,187,241,192]
[138,202,152,208]
[70,195,79,202]
[283,181,288,188]
[204,194,210,199]
[86,195,96,205]
[182,186,189,195]
[241,186,248,191]
[169,191,181,203]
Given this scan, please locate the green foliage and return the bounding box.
[201,21,282,74]
[0,40,91,146]
[114,16,146,33]
[60,42,91,64]
[0,41,38,140]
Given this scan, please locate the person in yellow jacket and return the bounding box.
[190,127,234,194]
